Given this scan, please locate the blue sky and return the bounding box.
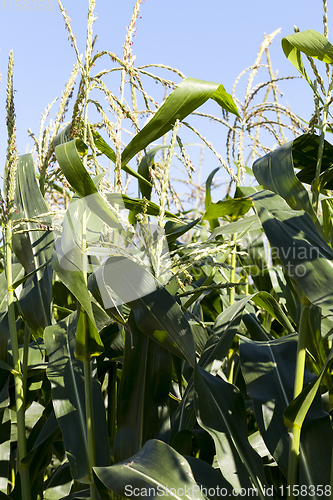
[0,0,329,199]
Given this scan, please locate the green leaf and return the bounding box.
[10,258,52,291]
[208,215,260,240]
[199,297,250,374]
[12,154,54,334]
[252,190,333,311]
[205,167,220,230]
[114,314,172,462]
[199,292,293,376]
[203,197,252,221]
[52,246,103,359]
[283,345,333,429]
[0,262,23,390]
[94,439,206,499]
[194,365,267,496]
[137,143,199,200]
[253,139,320,225]
[185,456,233,499]
[44,313,110,482]
[240,334,333,489]
[105,192,180,222]
[75,307,104,361]
[292,133,333,190]
[250,291,294,333]
[43,462,73,500]
[0,409,10,494]
[54,139,121,230]
[121,77,239,166]
[165,218,200,244]
[282,29,333,69]
[52,124,72,149]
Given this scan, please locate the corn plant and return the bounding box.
[2,1,333,500]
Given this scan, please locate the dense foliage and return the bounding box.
[1,1,333,500]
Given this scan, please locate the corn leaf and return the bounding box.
[94,439,206,499]
[121,77,239,166]
[252,190,333,311]
[44,313,110,482]
[114,314,172,462]
[54,139,121,230]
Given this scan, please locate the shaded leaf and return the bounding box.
[194,365,267,496]
[92,256,196,366]
[252,190,333,311]
[44,313,110,482]
[240,334,333,489]
[253,139,319,225]
[114,314,171,462]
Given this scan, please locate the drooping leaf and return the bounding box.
[253,139,320,226]
[208,215,260,240]
[52,123,72,149]
[12,154,54,334]
[54,139,121,230]
[94,439,206,500]
[51,246,103,359]
[185,456,233,499]
[165,218,200,244]
[292,133,333,190]
[92,256,196,366]
[205,167,220,230]
[199,297,251,374]
[121,77,239,166]
[200,292,293,377]
[282,30,333,86]
[252,190,333,311]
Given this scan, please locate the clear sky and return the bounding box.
[0,0,330,200]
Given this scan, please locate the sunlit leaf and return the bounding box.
[121,77,239,166]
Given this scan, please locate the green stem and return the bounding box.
[5,223,31,500]
[229,234,237,305]
[313,104,328,215]
[22,324,31,405]
[287,295,309,498]
[108,363,117,452]
[83,358,98,500]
